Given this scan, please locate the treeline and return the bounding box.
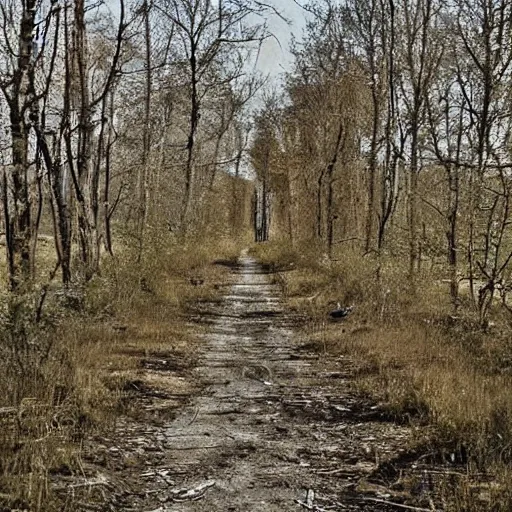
[0,0,264,300]
[250,0,512,323]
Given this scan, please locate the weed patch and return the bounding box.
[256,240,512,510]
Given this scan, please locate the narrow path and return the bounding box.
[80,255,428,511]
[120,255,421,512]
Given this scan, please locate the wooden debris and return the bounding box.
[187,406,200,425]
[306,489,315,507]
[295,499,329,512]
[170,480,216,502]
[296,489,332,512]
[52,473,111,491]
[362,497,441,512]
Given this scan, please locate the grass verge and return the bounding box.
[251,241,512,511]
[0,236,241,511]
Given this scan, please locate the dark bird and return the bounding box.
[140,277,154,293]
[329,303,354,320]
[190,278,204,286]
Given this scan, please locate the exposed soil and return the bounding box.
[52,254,465,511]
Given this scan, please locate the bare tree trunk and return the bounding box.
[71,0,99,281]
[287,174,294,245]
[377,0,399,253]
[326,122,344,257]
[30,143,45,278]
[327,174,335,257]
[65,0,124,281]
[446,103,464,307]
[314,121,345,253]
[104,91,116,256]
[400,0,440,282]
[253,188,259,242]
[8,111,32,291]
[181,41,200,234]
[365,93,379,253]
[356,0,382,254]
[261,178,269,241]
[316,168,325,240]
[137,0,152,260]
[36,128,73,285]
[408,126,419,277]
[1,0,38,292]
[231,132,244,237]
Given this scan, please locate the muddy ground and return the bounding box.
[52,254,466,511]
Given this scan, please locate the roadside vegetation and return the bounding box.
[2,0,512,509]
[246,0,512,509]
[0,0,258,508]
[0,237,243,510]
[252,241,512,511]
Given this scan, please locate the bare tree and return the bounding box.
[65,0,126,281]
[155,0,270,235]
[0,0,41,291]
[452,0,512,320]
[427,75,465,307]
[394,0,443,278]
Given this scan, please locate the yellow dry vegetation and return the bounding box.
[252,241,512,511]
[0,236,241,511]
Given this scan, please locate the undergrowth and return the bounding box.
[0,235,241,511]
[251,240,512,511]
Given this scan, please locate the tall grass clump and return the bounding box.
[254,241,512,509]
[0,234,243,511]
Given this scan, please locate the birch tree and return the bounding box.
[0,0,40,291]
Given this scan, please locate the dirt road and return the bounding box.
[69,255,435,511]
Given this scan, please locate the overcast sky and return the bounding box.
[255,0,308,80]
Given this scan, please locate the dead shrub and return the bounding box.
[0,235,241,510]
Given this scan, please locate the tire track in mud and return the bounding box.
[77,255,437,511]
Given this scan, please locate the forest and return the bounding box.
[2,0,512,510]
[254,0,512,322]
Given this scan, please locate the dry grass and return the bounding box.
[0,235,241,511]
[255,240,512,511]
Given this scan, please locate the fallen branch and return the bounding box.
[167,445,224,450]
[52,474,110,491]
[171,480,216,502]
[362,497,440,512]
[306,489,315,507]
[413,467,477,478]
[187,406,200,425]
